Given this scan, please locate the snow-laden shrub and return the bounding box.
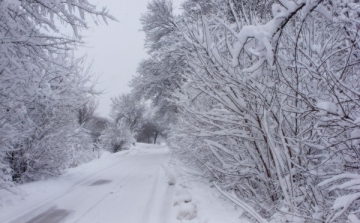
[139,0,360,222]
[99,119,136,153]
[66,128,97,168]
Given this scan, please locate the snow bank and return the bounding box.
[174,189,192,205]
[177,202,197,220]
[170,160,250,223]
[167,168,177,186]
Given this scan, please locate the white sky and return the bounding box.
[76,0,183,118]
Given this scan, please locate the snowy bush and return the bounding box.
[99,119,136,153]
[65,128,97,168]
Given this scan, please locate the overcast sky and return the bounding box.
[76,0,183,118]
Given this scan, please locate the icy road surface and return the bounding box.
[2,144,175,223]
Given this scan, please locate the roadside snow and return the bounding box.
[169,160,252,223]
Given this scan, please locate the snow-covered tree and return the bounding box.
[131,58,182,126]
[0,0,115,186]
[110,94,146,133]
[130,0,189,128]
[4,55,96,182]
[138,0,360,221]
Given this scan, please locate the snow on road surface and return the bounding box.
[0,143,248,223]
[1,144,174,223]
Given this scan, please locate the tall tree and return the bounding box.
[131,0,188,128]
[110,93,145,132]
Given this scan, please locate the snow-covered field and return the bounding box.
[0,143,246,223]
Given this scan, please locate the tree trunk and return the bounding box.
[153,131,158,144]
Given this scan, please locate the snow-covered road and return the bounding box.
[2,144,174,223]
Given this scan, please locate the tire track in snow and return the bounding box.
[139,166,161,223]
[140,164,175,223]
[71,163,140,223]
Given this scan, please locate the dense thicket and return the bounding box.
[0,0,114,190]
[135,0,360,222]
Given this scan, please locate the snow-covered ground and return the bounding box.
[0,143,247,223]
